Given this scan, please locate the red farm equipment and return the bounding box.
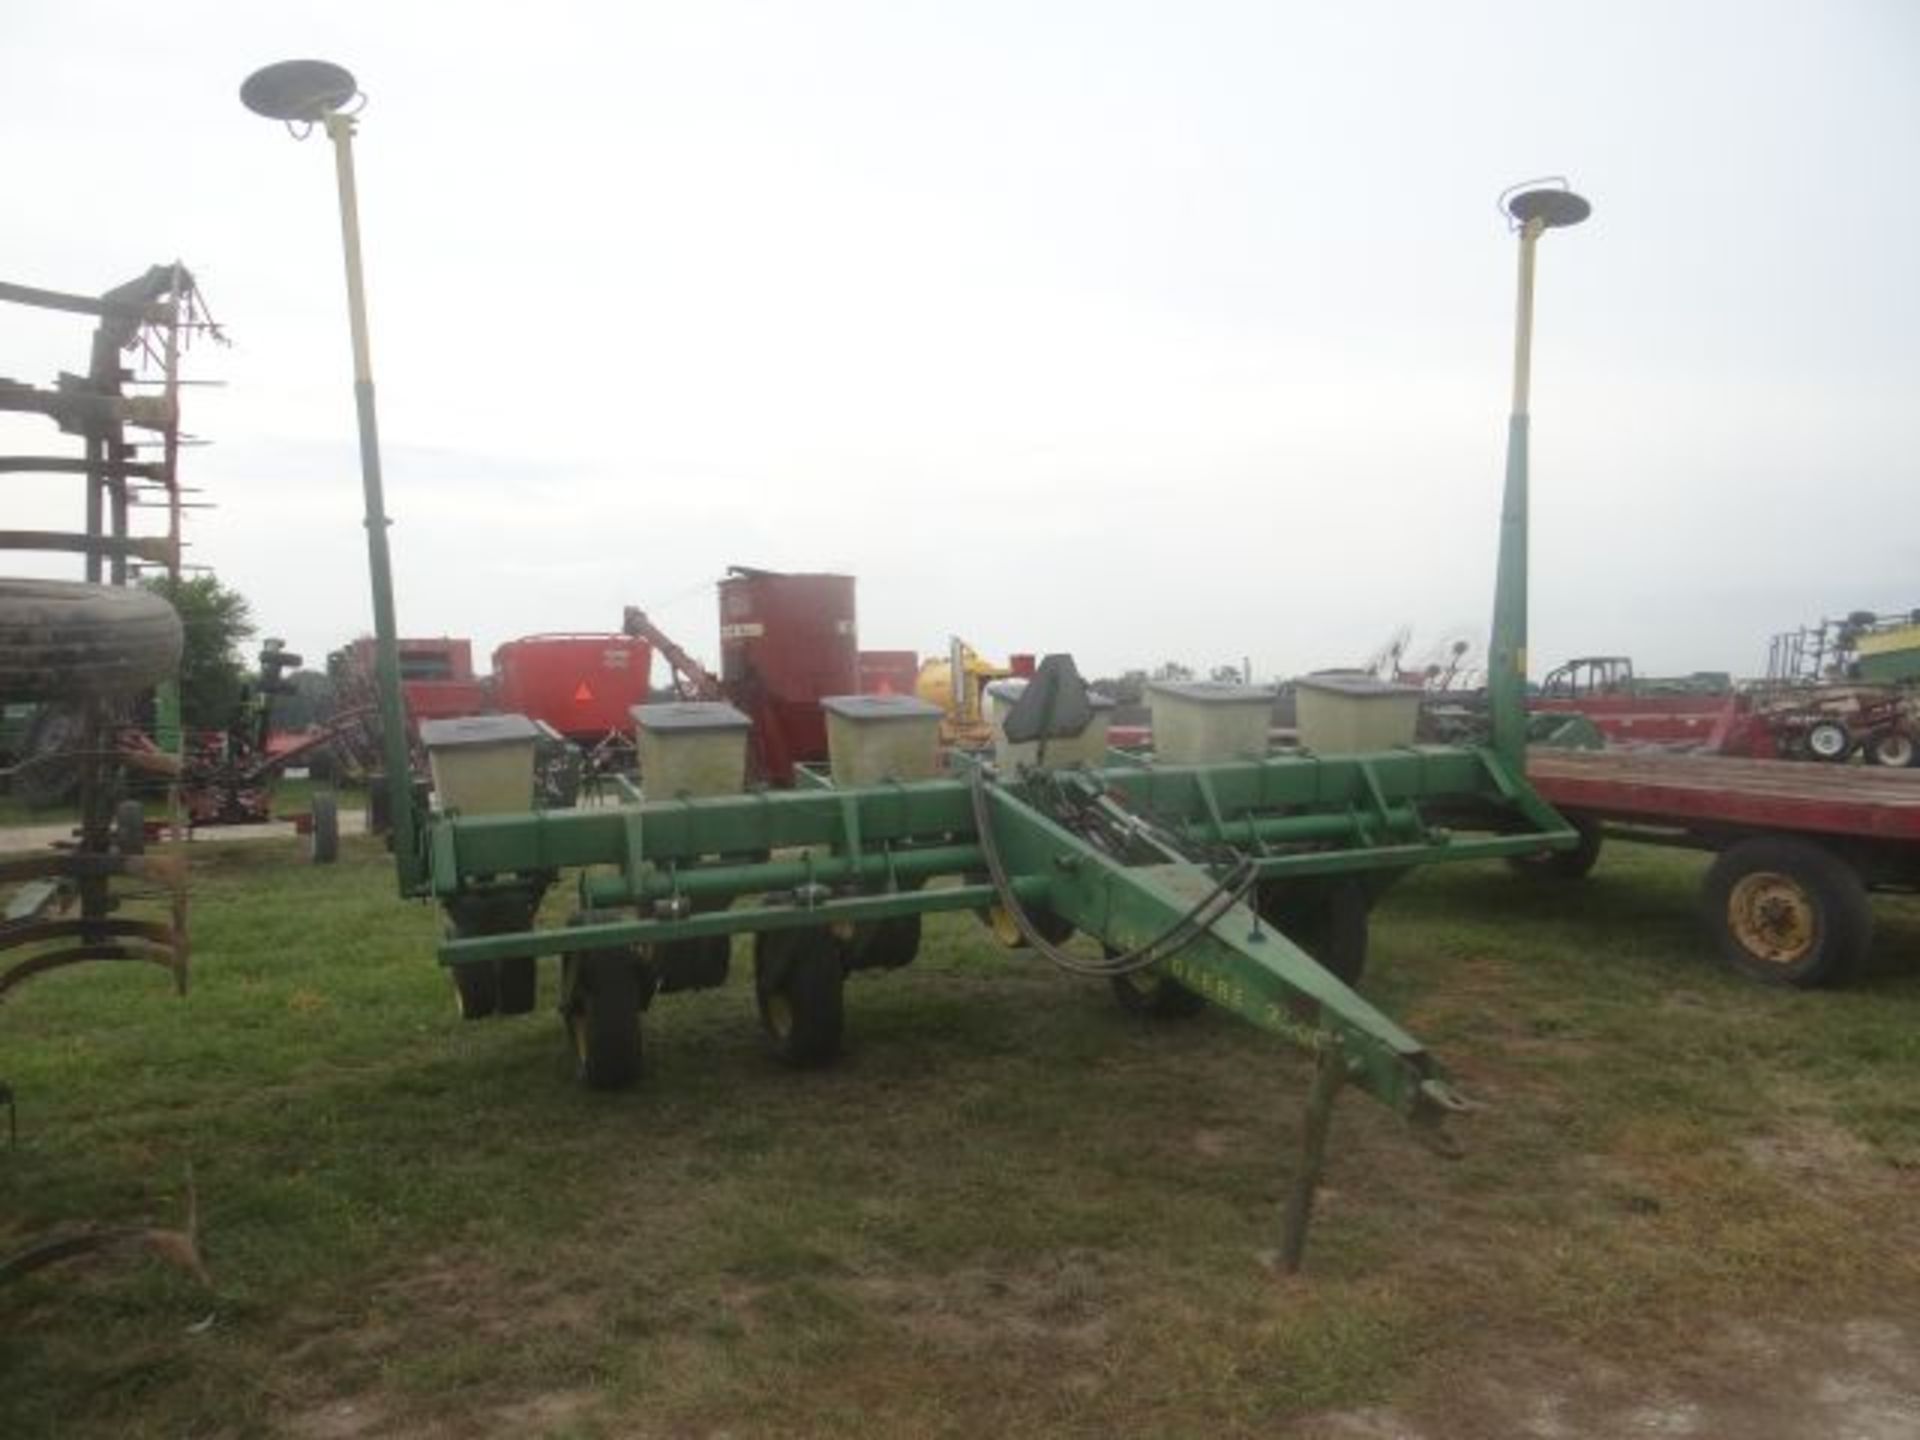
[492,634,653,745]
[717,568,858,785]
[1531,656,1736,748]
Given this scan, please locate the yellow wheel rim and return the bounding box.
[1728,871,1817,965]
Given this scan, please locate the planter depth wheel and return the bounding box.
[564,951,643,1090]
[753,929,845,1067]
[1703,836,1871,987]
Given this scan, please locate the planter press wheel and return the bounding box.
[1703,836,1872,988]
[1867,731,1917,769]
[1806,721,1852,762]
[753,928,845,1067]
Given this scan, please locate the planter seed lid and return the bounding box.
[1147,681,1276,704]
[821,694,942,720]
[419,713,541,747]
[633,701,752,732]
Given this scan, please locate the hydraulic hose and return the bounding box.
[967,765,1256,978]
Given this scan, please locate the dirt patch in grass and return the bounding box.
[1309,1314,1920,1440]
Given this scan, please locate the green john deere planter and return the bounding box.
[257,60,1589,1269]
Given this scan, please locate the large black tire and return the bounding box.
[753,929,845,1067]
[114,798,147,855]
[0,579,182,702]
[1255,877,1371,986]
[1507,813,1604,881]
[564,950,642,1089]
[1702,836,1872,988]
[310,791,340,864]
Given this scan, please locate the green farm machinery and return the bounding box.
[244,59,1593,1268]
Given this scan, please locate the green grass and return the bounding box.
[0,774,358,829]
[1,837,1916,1437]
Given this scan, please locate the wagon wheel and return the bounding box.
[1702,836,1871,987]
[753,928,845,1067]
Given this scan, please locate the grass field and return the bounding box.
[2,834,1917,1438]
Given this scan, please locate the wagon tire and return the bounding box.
[754,929,845,1067]
[114,798,146,855]
[310,791,340,864]
[0,578,183,702]
[1507,813,1604,881]
[1703,836,1871,988]
[564,951,643,1089]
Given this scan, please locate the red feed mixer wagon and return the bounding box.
[492,633,654,745]
[717,567,858,785]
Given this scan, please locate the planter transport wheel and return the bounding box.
[1254,877,1371,986]
[753,929,845,1067]
[1702,836,1872,988]
[310,790,339,864]
[564,950,643,1089]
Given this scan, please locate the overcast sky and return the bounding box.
[5,1,1916,685]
